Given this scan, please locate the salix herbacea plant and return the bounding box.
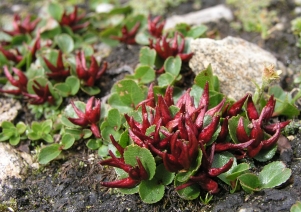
[0,1,298,205]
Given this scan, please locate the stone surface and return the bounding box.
[0,97,21,126]
[164,4,233,30]
[0,143,21,194]
[189,36,288,100]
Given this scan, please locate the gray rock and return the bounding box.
[0,98,21,126]
[189,36,288,100]
[164,4,233,30]
[0,142,32,195]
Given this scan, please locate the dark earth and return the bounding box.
[1,0,301,211]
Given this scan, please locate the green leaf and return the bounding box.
[187,25,208,38]
[64,128,82,140]
[48,2,64,21]
[139,179,164,204]
[154,163,175,185]
[226,163,250,181]
[61,134,75,150]
[164,56,181,76]
[81,86,100,95]
[55,33,74,54]
[134,65,155,84]
[38,144,62,164]
[174,174,200,200]
[212,152,237,185]
[290,201,301,212]
[66,76,80,95]
[0,133,10,142]
[139,47,156,66]
[108,93,133,113]
[106,108,122,129]
[1,121,14,129]
[42,119,53,134]
[43,134,54,143]
[86,138,101,150]
[98,145,109,157]
[9,135,20,146]
[254,143,277,162]
[16,122,27,134]
[158,72,174,87]
[54,83,71,97]
[238,173,261,193]
[259,161,291,189]
[194,64,216,91]
[82,129,92,139]
[123,145,156,180]
[27,132,41,140]
[115,79,145,108]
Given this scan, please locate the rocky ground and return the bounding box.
[1,0,301,211]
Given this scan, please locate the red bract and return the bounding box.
[68,97,101,138]
[176,144,234,194]
[149,32,193,61]
[0,46,23,63]
[148,15,165,38]
[59,6,89,31]
[100,136,148,188]
[111,22,141,45]
[23,80,54,105]
[2,14,40,36]
[234,95,290,157]
[0,66,28,95]
[75,51,107,86]
[43,50,70,81]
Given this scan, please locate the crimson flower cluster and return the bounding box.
[111,23,141,45]
[75,51,107,87]
[59,6,89,31]
[68,96,101,138]
[0,46,23,64]
[43,50,70,81]
[1,14,40,36]
[149,32,193,73]
[0,66,56,105]
[147,15,165,38]
[100,135,148,188]
[100,82,288,193]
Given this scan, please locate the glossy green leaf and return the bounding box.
[290,201,301,212]
[194,64,216,91]
[86,138,102,150]
[82,129,92,139]
[226,163,250,181]
[158,72,174,87]
[238,173,261,193]
[187,25,208,38]
[61,134,75,150]
[124,145,156,180]
[9,134,20,146]
[16,122,27,134]
[65,76,80,95]
[139,180,164,204]
[106,108,122,129]
[1,121,14,129]
[108,93,133,113]
[55,83,71,97]
[27,132,40,140]
[115,79,145,108]
[42,119,53,134]
[254,143,277,162]
[38,144,62,164]
[259,161,291,189]
[212,152,237,185]
[55,33,74,54]
[139,47,156,66]
[81,86,100,95]
[164,56,181,76]
[134,65,155,84]
[98,145,109,157]
[64,128,82,140]
[174,174,200,200]
[43,134,54,143]
[48,2,64,21]
[154,163,175,185]
[0,133,10,142]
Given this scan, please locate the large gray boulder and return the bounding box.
[189,36,288,100]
